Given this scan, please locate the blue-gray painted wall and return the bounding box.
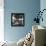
[40,0,46,27]
[4,0,40,42]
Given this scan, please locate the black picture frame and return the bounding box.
[11,13,25,26]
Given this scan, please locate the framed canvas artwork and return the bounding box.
[11,13,25,26]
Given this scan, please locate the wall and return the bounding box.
[40,0,46,27]
[4,0,40,42]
